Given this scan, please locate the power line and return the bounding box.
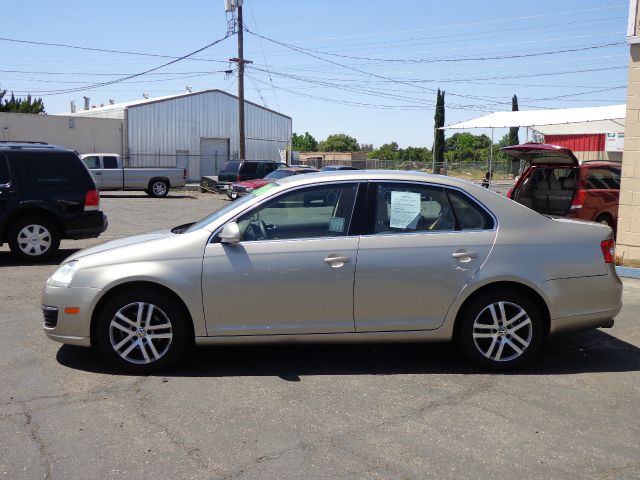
[247,0,279,112]
[12,33,233,96]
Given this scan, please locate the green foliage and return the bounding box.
[444,132,492,164]
[0,90,46,114]
[433,89,445,173]
[318,133,360,152]
[292,131,318,151]
[368,142,430,162]
[359,143,373,152]
[508,94,519,146]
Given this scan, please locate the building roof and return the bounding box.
[441,104,626,135]
[62,89,291,119]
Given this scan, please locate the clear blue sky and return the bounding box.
[0,0,630,147]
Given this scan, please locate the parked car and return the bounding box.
[0,142,107,261]
[503,143,621,230]
[227,166,319,200]
[216,160,287,192]
[80,153,187,198]
[42,170,621,373]
[321,165,360,171]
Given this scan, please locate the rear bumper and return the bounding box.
[64,212,108,239]
[541,270,623,335]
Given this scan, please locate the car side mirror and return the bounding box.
[220,222,241,245]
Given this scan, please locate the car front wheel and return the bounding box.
[96,288,190,373]
[456,291,545,370]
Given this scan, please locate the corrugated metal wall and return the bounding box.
[544,134,605,152]
[126,91,292,180]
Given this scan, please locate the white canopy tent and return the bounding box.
[437,104,626,186]
[441,104,626,135]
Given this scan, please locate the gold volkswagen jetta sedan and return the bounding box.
[42,170,622,372]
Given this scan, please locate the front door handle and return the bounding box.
[324,255,351,267]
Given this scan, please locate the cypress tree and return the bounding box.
[509,94,520,178]
[433,89,445,174]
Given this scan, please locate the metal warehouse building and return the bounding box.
[69,89,292,181]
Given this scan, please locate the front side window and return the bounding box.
[374,183,455,234]
[236,183,359,241]
[82,156,100,169]
[103,156,118,169]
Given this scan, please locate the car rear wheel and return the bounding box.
[456,291,544,370]
[8,216,60,261]
[96,288,190,373]
[148,180,169,197]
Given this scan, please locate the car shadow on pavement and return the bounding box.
[0,248,80,267]
[56,328,640,379]
[100,194,197,199]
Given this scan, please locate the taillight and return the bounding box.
[600,239,615,264]
[84,189,100,211]
[236,175,241,182]
[506,187,513,199]
[570,190,587,211]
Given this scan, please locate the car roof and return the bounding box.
[280,167,319,172]
[0,141,72,152]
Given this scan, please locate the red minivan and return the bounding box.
[503,143,621,230]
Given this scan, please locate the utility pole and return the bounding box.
[227,0,252,161]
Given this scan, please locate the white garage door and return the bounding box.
[200,138,230,177]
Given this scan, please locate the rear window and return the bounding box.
[584,166,620,190]
[0,156,10,184]
[240,162,260,174]
[12,151,90,186]
[221,161,241,173]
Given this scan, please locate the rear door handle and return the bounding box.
[452,251,477,259]
[324,255,351,267]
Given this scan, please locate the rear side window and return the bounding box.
[103,156,118,169]
[240,162,259,174]
[584,167,621,190]
[446,189,495,230]
[13,151,90,186]
[221,161,241,173]
[0,156,10,184]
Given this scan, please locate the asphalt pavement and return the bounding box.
[1,190,639,480]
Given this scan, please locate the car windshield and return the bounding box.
[264,169,294,180]
[184,182,280,233]
[221,161,241,173]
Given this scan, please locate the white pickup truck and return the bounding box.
[80,154,187,197]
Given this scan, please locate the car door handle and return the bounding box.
[324,255,351,266]
[452,251,477,259]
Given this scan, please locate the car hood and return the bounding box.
[235,179,273,189]
[501,143,579,167]
[65,230,173,262]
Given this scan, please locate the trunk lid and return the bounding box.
[501,143,580,167]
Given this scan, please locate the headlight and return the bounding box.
[47,260,79,287]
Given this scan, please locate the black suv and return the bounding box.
[0,142,108,261]
[213,160,287,192]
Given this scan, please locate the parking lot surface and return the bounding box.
[1,191,639,480]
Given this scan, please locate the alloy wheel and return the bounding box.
[109,302,173,365]
[472,301,532,362]
[152,181,168,196]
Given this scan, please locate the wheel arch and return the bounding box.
[148,177,171,188]
[90,280,195,346]
[452,281,551,341]
[0,206,63,243]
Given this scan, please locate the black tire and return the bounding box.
[595,214,613,228]
[456,290,545,370]
[8,216,60,261]
[95,288,191,373]
[147,179,170,197]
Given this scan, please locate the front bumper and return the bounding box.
[41,284,102,348]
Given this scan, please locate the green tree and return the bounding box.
[444,132,491,164]
[0,91,45,113]
[318,133,360,152]
[369,142,400,160]
[508,94,520,177]
[359,143,373,152]
[291,131,318,151]
[432,89,445,173]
